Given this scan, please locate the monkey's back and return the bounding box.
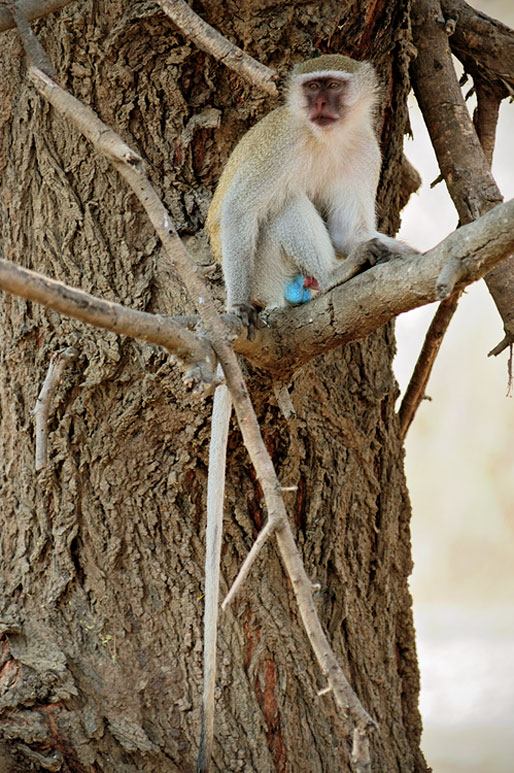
[206,106,295,262]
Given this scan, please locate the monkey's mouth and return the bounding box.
[311,115,339,128]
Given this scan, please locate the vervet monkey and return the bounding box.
[207,53,414,337]
[198,54,416,772]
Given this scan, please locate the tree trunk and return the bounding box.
[0,1,427,771]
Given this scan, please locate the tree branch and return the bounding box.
[236,200,514,375]
[441,0,514,96]
[0,256,219,391]
[2,199,513,379]
[34,346,78,471]
[155,0,278,97]
[398,291,461,439]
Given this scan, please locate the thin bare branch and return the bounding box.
[398,291,462,439]
[34,346,78,471]
[352,727,372,773]
[222,518,277,610]
[156,0,278,97]
[0,0,73,33]
[0,257,218,390]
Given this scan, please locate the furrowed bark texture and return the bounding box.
[0,1,426,771]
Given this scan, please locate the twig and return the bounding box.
[155,0,278,97]
[34,346,78,471]
[398,291,461,438]
[436,257,466,299]
[23,46,375,773]
[352,727,371,773]
[221,518,277,610]
[0,257,218,392]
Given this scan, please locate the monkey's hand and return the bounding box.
[229,303,259,342]
[328,238,405,291]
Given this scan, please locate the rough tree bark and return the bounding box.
[0,1,431,771]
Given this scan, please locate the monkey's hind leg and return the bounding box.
[268,196,340,290]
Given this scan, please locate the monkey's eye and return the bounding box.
[328,81,341,89]
[308,82,320,90]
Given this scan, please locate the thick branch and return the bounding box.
[411,0,514,343]
[236,200,514,374]
[2,200,513,378]
[156,0,278,97]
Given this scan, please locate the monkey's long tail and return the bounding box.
[197,372,232,773]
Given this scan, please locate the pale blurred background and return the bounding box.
[395,1,514,769]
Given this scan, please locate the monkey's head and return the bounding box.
[287,54,378,132]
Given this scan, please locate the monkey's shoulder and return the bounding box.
[226,107,299,169]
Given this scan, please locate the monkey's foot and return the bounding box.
[229,303,259,341]
[329,238,399,290]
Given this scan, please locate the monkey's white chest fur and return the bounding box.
[250,122,380,309]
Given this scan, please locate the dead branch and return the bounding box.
[34,346,78,471]
[411,0,514,348]
[156,0,278,97]
[0,257,218,391]
[22,37,375,772]
[221,518,276,610]
[0,0,74,32]
[473,80,502,168]
[398,291,461,438]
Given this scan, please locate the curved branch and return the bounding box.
[156,0,278,97]
[0,256,219,389]
[236,200,514,374]
[2,200,513,378]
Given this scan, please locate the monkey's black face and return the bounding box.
[302,77,347,128]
